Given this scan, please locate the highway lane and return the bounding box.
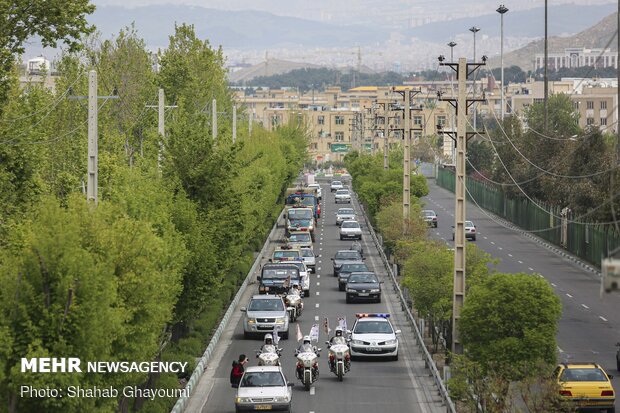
[424,179,620,391]
[187,181,446,413]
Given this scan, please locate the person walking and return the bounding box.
[230,354,248,388]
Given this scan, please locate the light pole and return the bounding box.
[469,26,480,132]
[448,41,457,164]
[448,41,457,63]
[497,5,508,121]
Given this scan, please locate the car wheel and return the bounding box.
[339,283,345,291]
[452,234,455,241]
[434,223,438,228]
[339,235,343,240]
[305,290,310,298]
[376,294,382,303]
[243,331,251,339]
[392,353,399,361]
[283,331,289,340]
[472,236,476,241]
[346,296,351,304]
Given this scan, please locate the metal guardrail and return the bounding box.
[171,209,285,413]
[356,196,456,413]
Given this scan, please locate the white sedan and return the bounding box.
[348,314,400,360]
[340,220,362,240]
[334,189,351,204]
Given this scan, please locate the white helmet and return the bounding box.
[334,326,343,337]
[303,335,311,344]
[264,334,273,345]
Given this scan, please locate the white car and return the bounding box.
[452,220,477,241]
[307,183,322,199]
[286,231,312,250]
[334,189,351,204]
[299,247,316,273]
[335,207,356,226]
[330,180,344,192]
[235,366,293,412]
[348,313,400,360]
[242,295,289,339]
[340,220,362,240]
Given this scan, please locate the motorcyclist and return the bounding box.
[329,327,347,346]
[350,241,363,257]
[296,336,315,354]
[260,334,277,354]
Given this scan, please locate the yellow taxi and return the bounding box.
[555,362,615,412]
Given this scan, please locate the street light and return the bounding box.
[447,41,457,63]
[469,26,480,131]
[497,4,509,121]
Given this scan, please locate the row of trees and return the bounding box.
[344,151,567,412]
[0,21,307,413]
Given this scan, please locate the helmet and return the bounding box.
[303,335,311,344]
[335,327,343,337]
[264,334,273,345]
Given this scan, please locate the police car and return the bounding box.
[348,313,400,360]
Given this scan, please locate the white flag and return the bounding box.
[338,316,347,332]
[323,317,331,336]
[272,324,280,345]
[309,324,319,342]
[296,323,303,342]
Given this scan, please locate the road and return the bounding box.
[424,179,620,391]
[185,181,447,413]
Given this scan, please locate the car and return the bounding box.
[555,362,615,413]
[340,220,362,240]
[299,247,316,273]
[307,183,322,200]
[286,231,312,250]
[330,180,344,192]
[616,342,620,371]
[422,210,438,227]
[286,206,315,239]
[346,272,382,302]
[235,365,293,412]
[334,189,351,204]
[337,261,369,291]
[271,247,301,263]
[348,313,400,360]
[335,207,356,226]
[331,249,364,277]
[284,261,311,297]
[259,264,301,295]
[452,220,477,241]
[242,295,289,339]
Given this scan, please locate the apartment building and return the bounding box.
[534,48,618,71]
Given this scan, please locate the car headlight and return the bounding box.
[384,339,397,346]
[236,397,252,403]
[247,319,256,324]
[276,318,286,324]
[370,289,380,293]
[346,288,356,293]
[351,340,364,346]
[273,396,290,403]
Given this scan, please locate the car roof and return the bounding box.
[355,316,391,323]
[263,263,300,269]
[289,231,311,235]
[245,365,283,373]
[422,210,436,214]
[337,207,354,211]
[251,294,284,300]
[341,261,366,266]
[348,271,375,275]
[559,363,605,368]
[274,247,300,251]
[336,249,361,254]
[341,220,359,224]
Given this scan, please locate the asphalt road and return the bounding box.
[424,179,620,392]
[186,181,447,413]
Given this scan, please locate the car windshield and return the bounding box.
[465,221,474,227]
[335,251,361,260]
[342,221,359,228]
[273,250,299,259]
[560,368,608,382]
[300,249,314,258]
[287,262,306,272]
[336,190,349,195]
[423,211,435,216]
[289,219,311,226]
[248,299,285,312]
[341,264,368,272]
[240,371,285,387]
[289,233,311,242]
[262,268,298,279]
[338,209,354,215]
[354,320,393,334]
[286,195,315,207]
[348,274,378,283]
[332,181,342,186]
[288,209,313,219]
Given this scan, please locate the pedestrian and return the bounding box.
[230,354,247,388]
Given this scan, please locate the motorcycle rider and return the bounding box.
[329,326,347,346]
[295,336,319,379]
[260,334,277,353]
[350,240,363,257]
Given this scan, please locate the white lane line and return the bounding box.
[508,253,513,257]
[581,304,589,309]
[566,293,573,298]
[317,267,321,271]
[315,303,319,308]
[319,248,323,251]
[310,387,316,395]
[599,316,608,322]
[317,274,320,279]
[551,283,557,287]
[483,236,488,240]
[538,274,544,278]
[518,260,523,264]
[558,346,564,353]
[498,247,503,250]
[316,282,320,286]
[490,241,495,245]
[314,316,319,321]
[316,291,320,296]
[319,242,323,245]
[528,267,534,271]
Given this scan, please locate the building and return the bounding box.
[534,48,618,71]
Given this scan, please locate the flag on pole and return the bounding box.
[323,317,331,336]
[283,275,291,290]
[272,324,281,345]
[338,316,347,332]
[296,323,303,342]
[309,324,319,342]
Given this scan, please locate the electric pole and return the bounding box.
[497,4,508,121]
[438,55,486,355]
[146,89,177,171]
[384,102,389,170]
[403,88,411,233]
[212,98,218,143]
[233,104,237,144]
[544,0,549,132]
[469,26,480,133]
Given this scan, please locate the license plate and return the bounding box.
[358,293,369,296]
[366,347,381,352]
[255,405,272,410]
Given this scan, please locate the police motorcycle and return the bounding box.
[282,283,304,322]
[325,327,351,382]
[255,334,282,366]
[295,336,321,391]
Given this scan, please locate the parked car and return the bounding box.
[340,220,362,240]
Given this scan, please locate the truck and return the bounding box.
[285,188,321,219]
[286,206,315,239]
[303,173,315,187]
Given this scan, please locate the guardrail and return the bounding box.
[356,196,456,413]
[171,208,285,413]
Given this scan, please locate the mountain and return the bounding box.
[229,59,321,83]
[491,12,618,70]
[89,5,388,50]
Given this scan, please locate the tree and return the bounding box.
[0,0,95,106]
[459,273,561,376]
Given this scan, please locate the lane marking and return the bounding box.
[315,303,319,308]
[483,236,488,240]
[538,274,544,278]
[498,247,503,250]
[317,267,321,271]
[316,282,320,286]
[317,274,320,279]
[581,304,589,309]
[558,346,564,353]
[508,253,513,257]
[528,267,534,271]
[566,293,573,298]
[518,260,523,264]
[551,283,557,287]
[491,241,495,245]
[314,315,319,321]
[599,316,608,322]
[310,387,315,395]
[316,291,320,296]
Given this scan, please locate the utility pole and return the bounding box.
[544,0,549,132]
[438,55,486,355]
[617,1,619,161]
[383,102,389,170]
[497,4,509,121]
[146,89,177,171]
[469,27,480,133]
[403,88,411,233]
[233,104,237,144]
[212,98,218,143]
